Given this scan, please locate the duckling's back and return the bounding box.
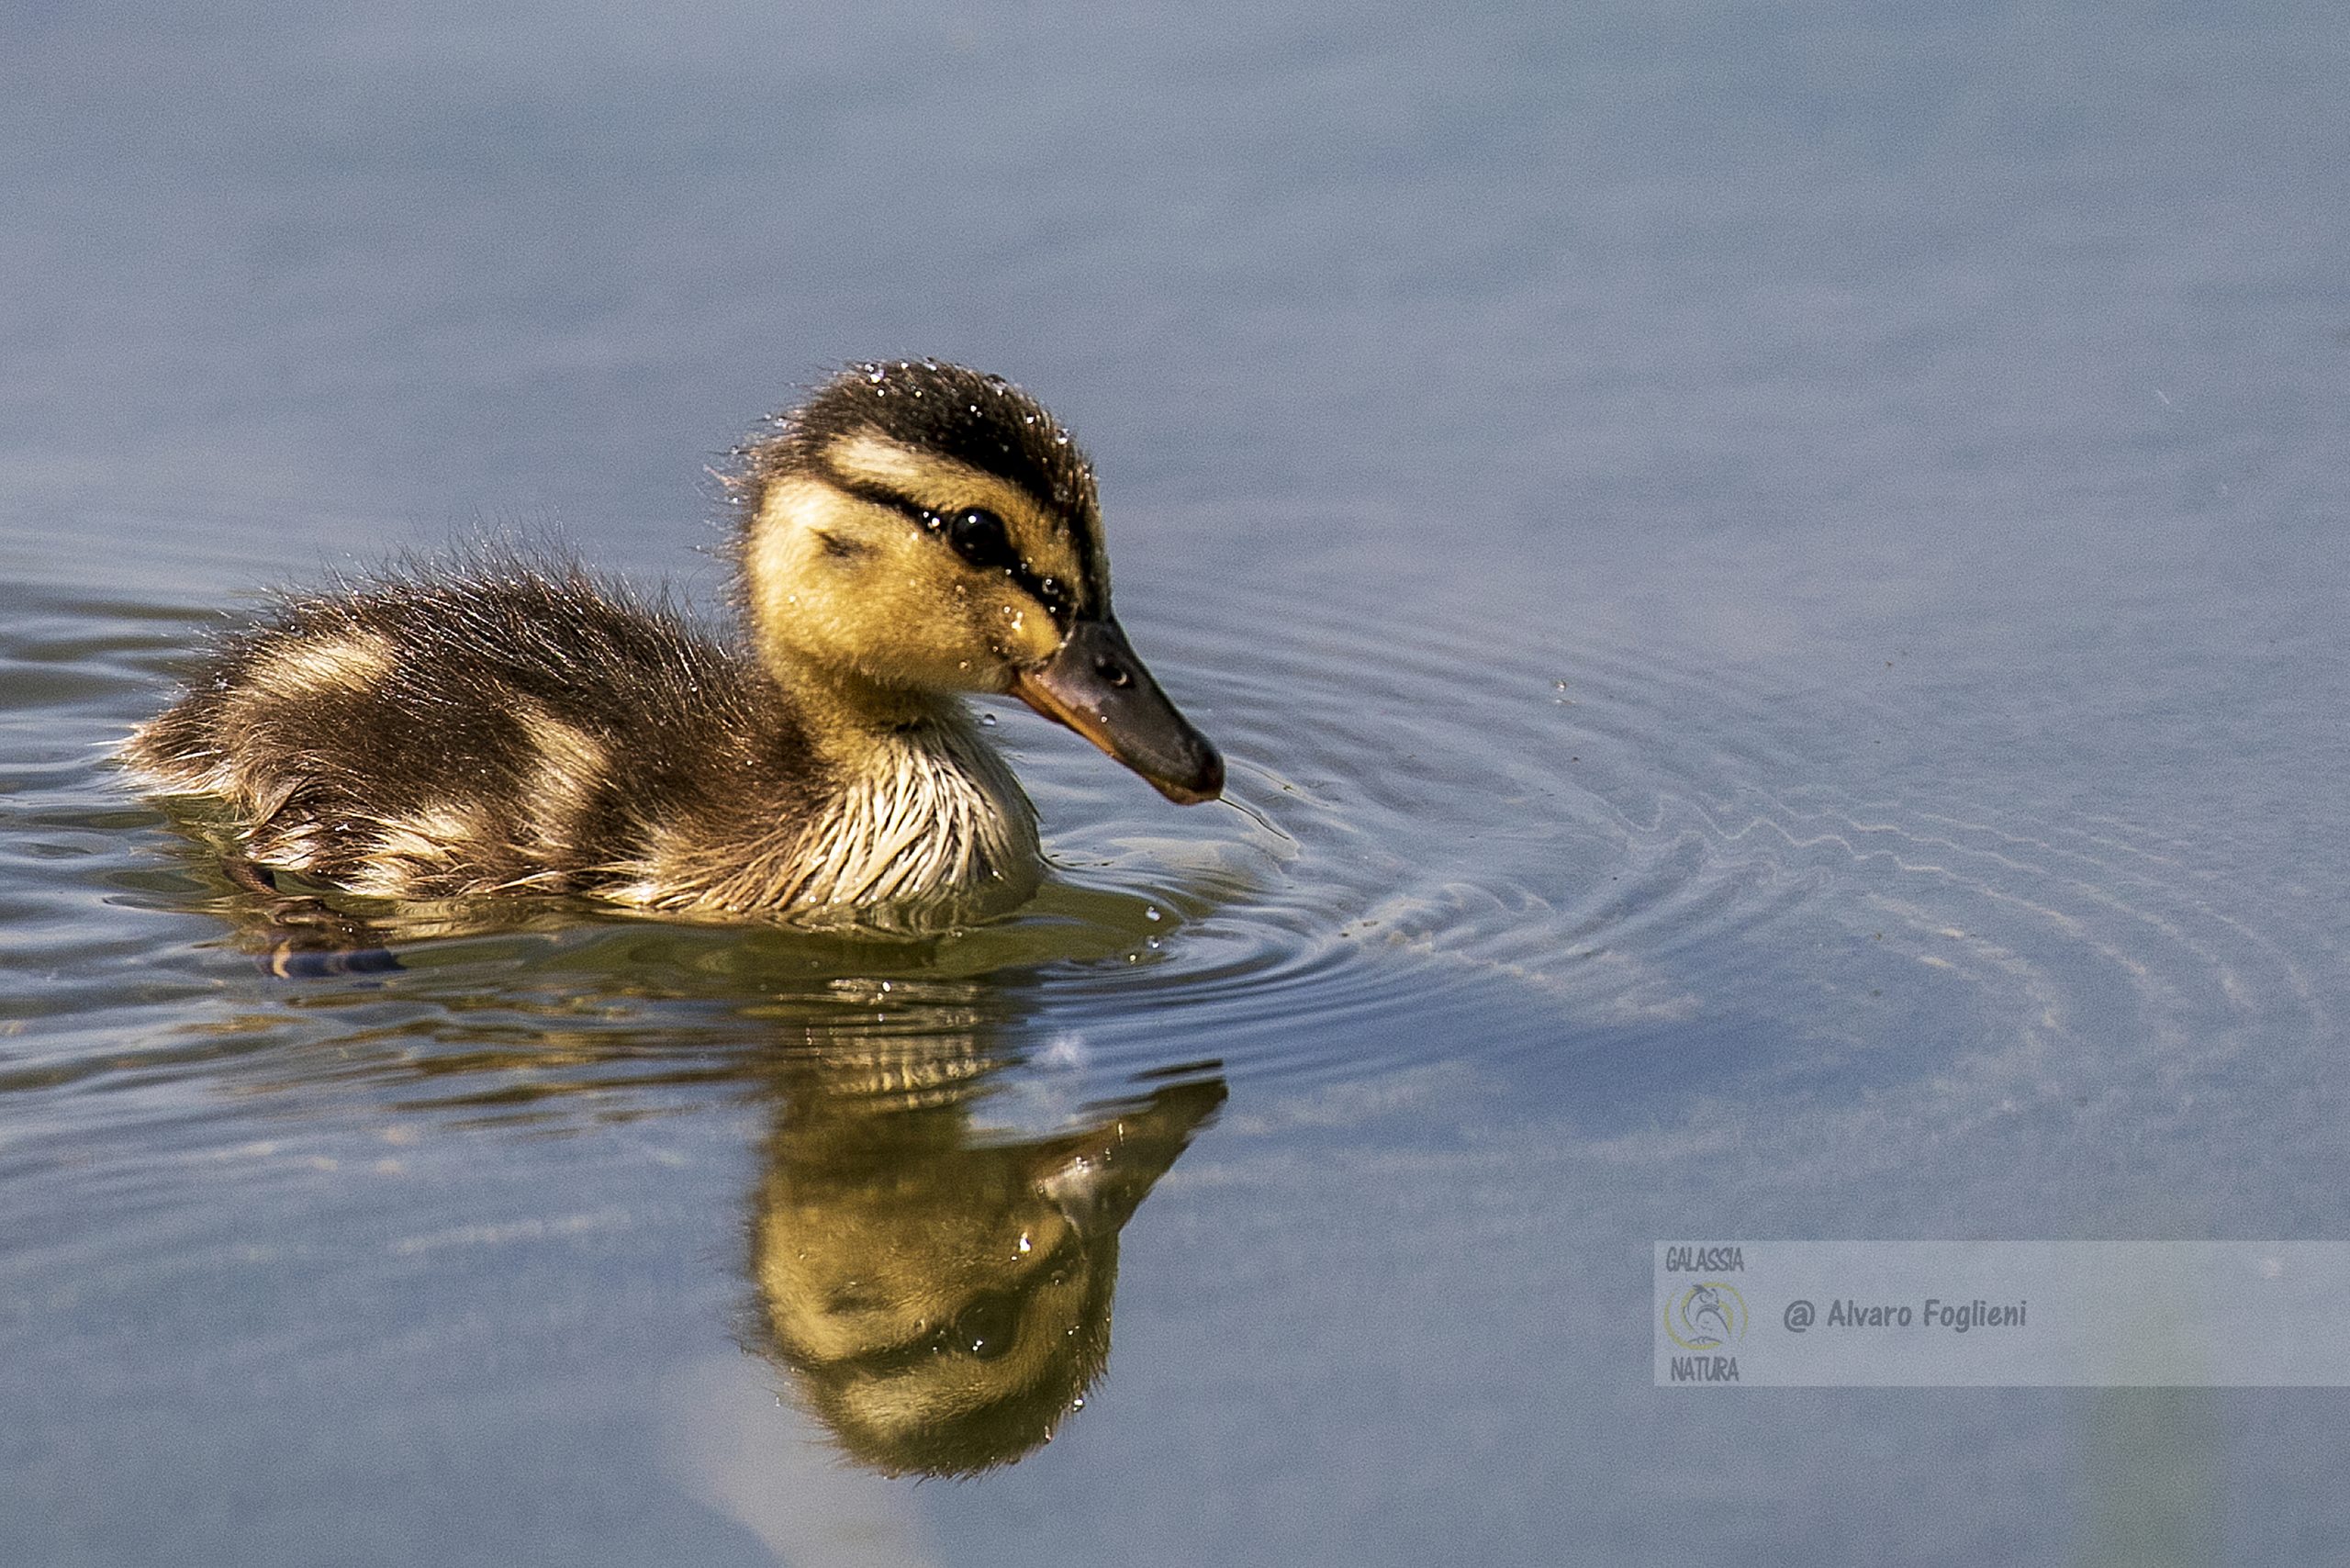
[124,560,822,901]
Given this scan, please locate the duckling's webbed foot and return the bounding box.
[220,855,406,978]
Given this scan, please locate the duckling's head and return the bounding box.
[735,360,1222,803]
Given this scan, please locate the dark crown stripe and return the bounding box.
[773,361,1107,577]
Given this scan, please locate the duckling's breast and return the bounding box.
[785,716,1041,914]
[609,711,1040,924]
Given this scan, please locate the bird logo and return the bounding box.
[1665,1282,1749,1350]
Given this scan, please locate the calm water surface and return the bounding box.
[6,2,2349,1563]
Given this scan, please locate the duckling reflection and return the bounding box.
[748,1028,1225,1477]
[140,863,1225,1473]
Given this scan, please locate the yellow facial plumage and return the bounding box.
[741,432,1088,705]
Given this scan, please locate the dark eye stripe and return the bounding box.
[835,480,1079,623]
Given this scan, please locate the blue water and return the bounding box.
[5,2,2348,1562]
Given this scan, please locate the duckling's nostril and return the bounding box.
[1094,656,1132,689]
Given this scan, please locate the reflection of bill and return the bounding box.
[747,1041,1225,1476]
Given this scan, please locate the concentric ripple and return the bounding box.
[986,581,1862,1073]
[996,577,2333,1137]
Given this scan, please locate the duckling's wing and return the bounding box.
[126,560,816,898]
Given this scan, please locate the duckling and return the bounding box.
[121,360,1224,927]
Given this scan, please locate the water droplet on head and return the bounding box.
[979,711,997,726]
[1145,905,1161,921]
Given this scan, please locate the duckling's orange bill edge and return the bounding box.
[1012,617,1224,805]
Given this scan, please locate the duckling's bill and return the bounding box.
[1011,617,1223,805]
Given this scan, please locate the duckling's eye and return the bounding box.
[946,1290,1021,1361]
[945,508,1017,572]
